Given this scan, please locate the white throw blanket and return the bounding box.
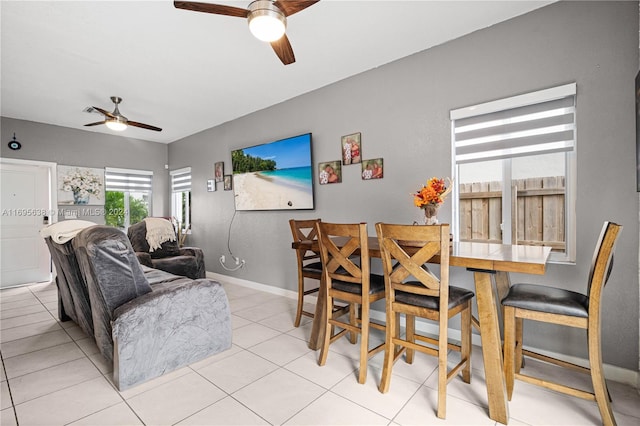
[40,219,96,244]
[144,217,176,252]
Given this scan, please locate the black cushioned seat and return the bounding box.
[332,273,385,295]
[501,283,588,318]
[396,284,475,310]
[301,261,323,274]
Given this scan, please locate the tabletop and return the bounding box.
[293,237,551,275]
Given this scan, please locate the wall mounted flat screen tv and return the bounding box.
[231,133,314,211]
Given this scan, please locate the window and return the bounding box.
[450,83,576,263]
[104,168,153,229]
[170,167,191,233]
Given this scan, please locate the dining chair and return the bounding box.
[289,219,324,327]
[375,223,474,419]
[315,221,386,384]
[501,221,622,426]
[289,218,349,327]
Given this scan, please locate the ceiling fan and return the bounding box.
[173,0,319,65]
[84,97,162,132]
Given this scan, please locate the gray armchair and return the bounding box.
[71,225,231,390]
[127,218,205,279]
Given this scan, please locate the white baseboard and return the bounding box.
[208,272,639,389]
[207,271,300,300]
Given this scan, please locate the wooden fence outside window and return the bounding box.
[459,176,565,251]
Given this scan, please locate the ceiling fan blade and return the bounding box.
[127,121,163,132]
[84,121,107,127]
[271,34,295,65]
[92,106,115,118]
[173,1,248,17]
[274,0,319,16]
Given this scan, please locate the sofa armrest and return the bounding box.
[111,278,231,390]
[179,246,202,258]
[179,247,205,278]
[134,252,153,268]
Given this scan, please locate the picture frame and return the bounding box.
[207,179,216,192]
[361,158,383,180]
[341,132,361,165]
[57,165,105,205]
[223,174,232,191]
[214,161,224,182]
[318,161,342,184]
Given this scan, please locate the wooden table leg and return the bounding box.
[474,271,509,424]
[494,271,512,340]
[308,276,326,350]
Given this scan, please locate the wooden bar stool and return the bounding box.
[375,223,474,419]
[289,218,323,327]
[315,221,386,384]
[501,221,622,426]
[289,218,349,327]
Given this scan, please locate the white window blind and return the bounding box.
[105,167,153,192]
[451,83,576,164]
[170,167,191,193]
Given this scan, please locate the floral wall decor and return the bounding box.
[58,165,105,205]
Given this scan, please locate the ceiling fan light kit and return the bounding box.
[247,0,286,42]
[105,118,127,132]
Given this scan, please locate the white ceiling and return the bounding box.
[1,1,553,144]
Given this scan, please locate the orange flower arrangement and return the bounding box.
[413,177,452,209]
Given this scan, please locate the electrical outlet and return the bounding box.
[233,256,240,265]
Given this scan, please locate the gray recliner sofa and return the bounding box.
[44,236,94,338]
[45,223,232,390]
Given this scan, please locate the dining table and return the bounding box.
[292,236,552,425]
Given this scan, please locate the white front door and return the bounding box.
[0,161,52,287]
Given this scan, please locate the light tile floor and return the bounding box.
[1,279,639,425]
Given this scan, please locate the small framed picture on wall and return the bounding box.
[361,158,383,180]
[341,132,361,165]
[318,161,342,184]
[215,161,224,182]
[223,175,233,191]
[207,179,216,192]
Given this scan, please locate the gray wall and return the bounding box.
[169,1,639,371]
[0,118,169,220]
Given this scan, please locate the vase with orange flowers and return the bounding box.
[413,177,453,225]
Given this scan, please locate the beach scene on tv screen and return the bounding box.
[232,134,314,211]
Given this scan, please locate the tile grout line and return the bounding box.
[0,349,20,426]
